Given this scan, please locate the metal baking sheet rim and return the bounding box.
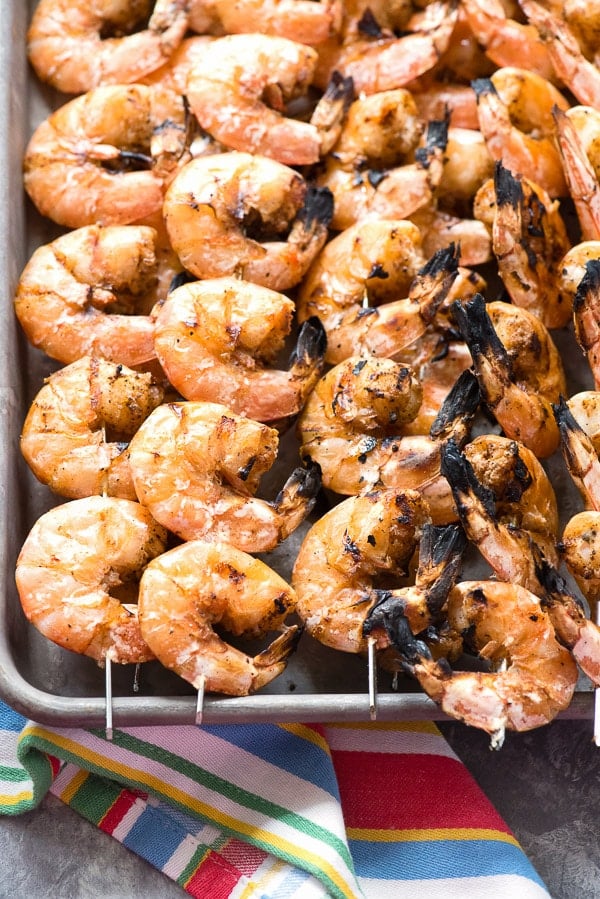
[0,2,593,728]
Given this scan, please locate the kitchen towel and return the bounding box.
[0,700,550,898]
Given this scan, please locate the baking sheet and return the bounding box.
[0,0,593,728]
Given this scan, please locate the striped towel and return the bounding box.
[0,700,550,898]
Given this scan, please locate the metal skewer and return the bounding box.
[367,636,378,721]
[132,662,141,694]
[105,652,114,741]
[195,675,206,726]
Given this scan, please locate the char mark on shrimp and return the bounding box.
[428,369,481,441]
[440,438,497,519]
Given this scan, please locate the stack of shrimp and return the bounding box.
[13,0,600,741]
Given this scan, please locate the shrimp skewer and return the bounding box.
[20,356,164,501]
[163,153,334,291]
[153,278,326,422]
[138,540,300,696]
[15,496,168,666]
[24,84,190,230]
[128,401,321,551]
[27,0,190,94]
[440,439,600,685]
[452,294,565,458]
[14,225,163,367]
[398,579,578,744]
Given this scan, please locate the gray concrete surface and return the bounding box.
[0,718,598,898]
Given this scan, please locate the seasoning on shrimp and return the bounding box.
[297,236,459,366]
[14,225,162,367]
[297,358,480,524]
[319,0,459,96]
[484,162,572,329]
[397,579,578,745]
[554,106,600,242]
[572,259,600,391]
[152,277,326,422]
[521,0,600,109]
[461,0,555,81]
[138,540,301,696]
[21,356,164,501]
[317,117,449,232]
[292,488,430,654]
[185,33,350,165]
[163,153,334,291]
[210,0,343,46]
[472,67,570,199]
[441,437,600,687]
[23,83,190,229]
[15,495,168,666]
[452,294,565,458]
[128,400,322,551]
[27,0,190,95]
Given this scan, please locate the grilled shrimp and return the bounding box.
[14,225,163,367]
[318,0,459,95]
[572,259,600,390]
[484,162,572,329]
[292,488,430,654]
[399,579,577,744]
[210,0,343,45]
[152,277,326,421]
[558,242,600,315]
[185,33,350,165]
[27,0,190,94]
[128,401,321,551]
[554,106,600,242]
[23,84,190,230]
[461,0,555,80]
[163,153,333,291]
[21,356,164,501]
[297,238,459,366]
[316,117,449,232]
[452,295,565,458]
[522,0,600,109]
[138,540,300,696]
[15,495,168,665]
[297,358,480,522]
[472,68,570,199]
[440,438,600,685]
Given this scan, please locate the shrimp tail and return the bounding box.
[414,115,450,169]
[272,459,322,539]
[440,438,497,519]
[410,242,461,324]
[418,522,468,617]
[254,624,303,671]
[292,185,335,239]
[429,368,481,442]
[494,159,523,208]
[553,395,595,482]
[471,76,497,101]
[363,592,432,662]
[310,71,355,156]
[288,316,327,373]
[451,293,512,402]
